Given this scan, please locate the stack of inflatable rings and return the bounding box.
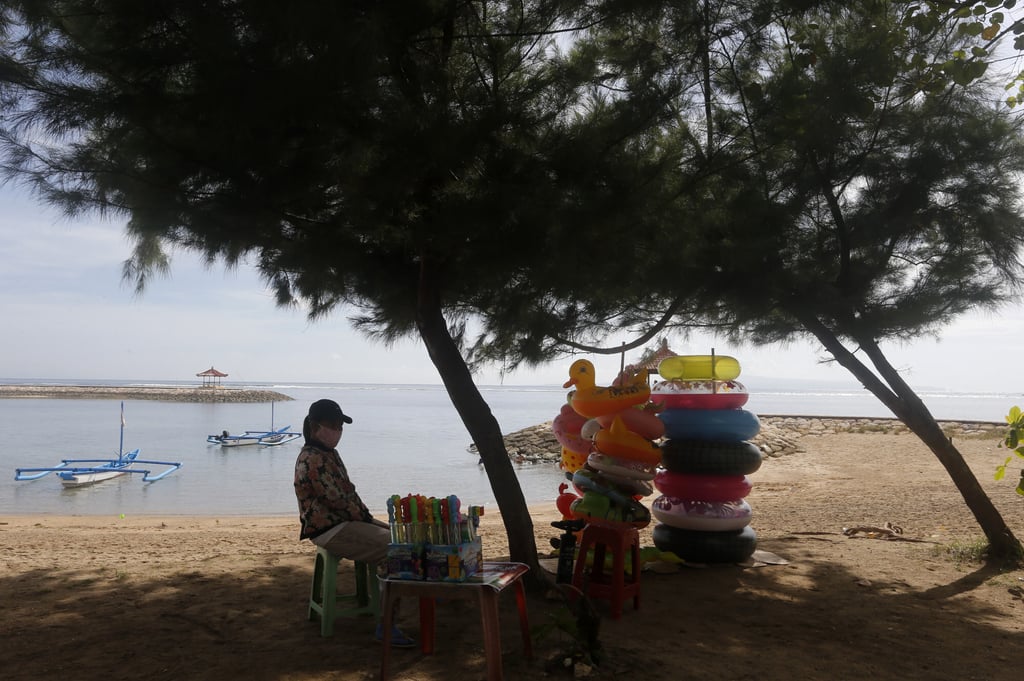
[652,356,762,563]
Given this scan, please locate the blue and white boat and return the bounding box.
[207,403,301,448]
[207,425,300,447]
[14,402,182,486]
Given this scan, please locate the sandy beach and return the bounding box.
[2,429,1022,680]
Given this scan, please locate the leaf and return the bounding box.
[961,22,984,37]
[981,25,999,41]
[995,461,1007,480]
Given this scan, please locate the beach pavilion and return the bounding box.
[196,366,228,388]
[633,339,678,379]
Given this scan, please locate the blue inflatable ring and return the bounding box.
[658,408,760,441]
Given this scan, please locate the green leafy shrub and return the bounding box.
[995,406,1024,496]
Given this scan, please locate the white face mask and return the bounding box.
[318,424,342,448]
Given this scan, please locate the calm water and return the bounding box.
[2,379,1020,517]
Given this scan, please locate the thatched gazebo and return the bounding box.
[196,366,228,388]
[634,339,678,380]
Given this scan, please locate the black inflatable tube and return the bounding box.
[652,523,758,563]
[659,439,764,475]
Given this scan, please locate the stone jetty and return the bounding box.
[0,384,293,403]
[474,415,1005,465]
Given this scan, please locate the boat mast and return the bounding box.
[119,401,125,459]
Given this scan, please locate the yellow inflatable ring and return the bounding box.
[658,354,741,381]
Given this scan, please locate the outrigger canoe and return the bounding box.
[207,403,300,447]
[15,403,182,486]
[207,425,300,447]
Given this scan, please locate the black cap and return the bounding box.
[308,399,353,425]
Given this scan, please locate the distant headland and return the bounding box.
[0,384,293,403]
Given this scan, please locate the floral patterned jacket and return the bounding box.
[294,440,373,540]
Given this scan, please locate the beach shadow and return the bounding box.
[1,548,1022,681]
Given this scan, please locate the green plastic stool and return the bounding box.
[307,546,380,637]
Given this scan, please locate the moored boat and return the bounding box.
[15,403,182,485]
[207,403,300,448]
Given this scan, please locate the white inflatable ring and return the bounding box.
[588,451,657,481]
[652,496,752,531]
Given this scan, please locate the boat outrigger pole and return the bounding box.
[14,402,182,485]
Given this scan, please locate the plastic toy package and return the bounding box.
[385,493,483,581]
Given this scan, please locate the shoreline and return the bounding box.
[0,384,293,403]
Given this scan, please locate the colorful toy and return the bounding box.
[569,489,651,529]
[560,446,589,473]
[563,359,650,417]
[595,404,665,440]
[552,403,591,454]
[587,451,657,481]
[556,482,581,520]
[594,415,662,467]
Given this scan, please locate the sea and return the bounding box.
[1,378,1020,518]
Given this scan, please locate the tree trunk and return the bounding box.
[801,316,1022,560]
[414,266,543,582]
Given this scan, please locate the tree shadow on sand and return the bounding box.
[1,539,1022,681]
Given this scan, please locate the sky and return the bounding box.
[1,182,1022,393]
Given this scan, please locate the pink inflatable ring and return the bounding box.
[654,470,752,502]
[651,379,748,410]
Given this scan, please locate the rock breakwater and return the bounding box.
[475,415,1005,464]
[0,385,293,403]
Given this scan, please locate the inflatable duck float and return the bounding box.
[563,359,650,418]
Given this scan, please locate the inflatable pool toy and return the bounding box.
[611,365,650,388]
[560,447,589,473]
[659,439,764,475]
[596,472,654,498]
[659,408,760,441]
[552,403,591,455]
[658,354,741,381]
[652,523,758,563]
[651,379,749,410]
[556,483,580,519]
[651,496,752,531]
[587,451,657,481]
[653,470,752,502]
[563,359,651,417]
[596,404,665,440]
[594,415,662,467]
[570,489,651,529]
[571,466,637,507]
[586,453,655,496]
[580,417,602,440]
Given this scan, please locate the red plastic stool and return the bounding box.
[571,522,640,619]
